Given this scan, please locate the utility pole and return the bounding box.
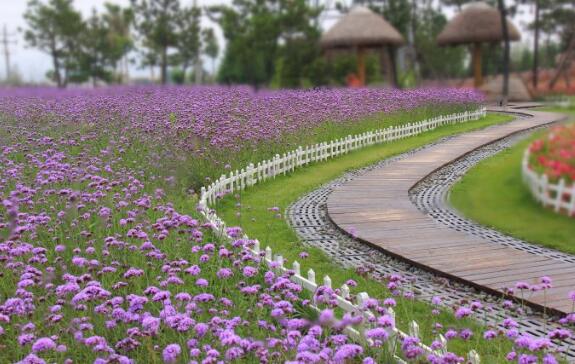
[1,24,17,81]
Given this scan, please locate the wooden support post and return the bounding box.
[387,46,399,88]
[357,47,366,86]
[472,43,483,88]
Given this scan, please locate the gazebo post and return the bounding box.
[387,46,399,88]
[357,47,366,86]
[472,43,483,87]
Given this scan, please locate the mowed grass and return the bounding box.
[450,108,575,255]
[215,113,514,361]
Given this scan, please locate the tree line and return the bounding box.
[21,0,575,89]
[22,0,218,87]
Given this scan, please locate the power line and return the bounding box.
[1,24,17,81]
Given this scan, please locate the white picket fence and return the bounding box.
[198,108,487,363]
[199,107,486,207]
[522,151,575,217]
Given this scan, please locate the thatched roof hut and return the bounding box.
[321,6,404,49]
[437,2,520,46]
[437,2,521,88]
[320,6,405,86]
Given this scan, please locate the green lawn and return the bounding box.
[450,109,575,255]
[215,113,514,361]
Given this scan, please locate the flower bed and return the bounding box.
[1,86,574,363]
[0,86,483,188]
[523,124,575,217]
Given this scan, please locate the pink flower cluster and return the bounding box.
[529,123,575,183]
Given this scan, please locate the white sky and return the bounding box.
[0,0,536,83]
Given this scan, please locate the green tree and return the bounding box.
[441,0,474,10]
[202,28,219,76]
[541,0,575,48]
[22,0,84,88]
[69,10,113,85]
[72,5,134,86]
[101,3,134,83]
[415,7,466,79]
[209,0,320,88]
[498,0,511,103]
[131,0,181,84]
[174,6,202,80]
[271,0,321,88]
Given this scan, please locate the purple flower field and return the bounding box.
[1,86,573,363]
[0,86,482,188]
[0,86,483,149]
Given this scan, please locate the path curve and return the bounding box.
[326,105,572,314]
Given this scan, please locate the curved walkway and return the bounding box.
[326,105,572,314]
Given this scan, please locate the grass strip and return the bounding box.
[450,109,575,255]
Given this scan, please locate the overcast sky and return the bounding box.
[0,0,536,83]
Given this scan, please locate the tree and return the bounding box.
[532,0,541,87]
[415,6,466,80]
[63,4,134,87]
[271,0,321,87]
[174,6,201,80]
[380,0,411,37]
[70,9,113,85]
[131,0,181,84]
[498,0,510,104]
[202,28,219,76]
[101,3,134,83]
[22,0,84,87]
[209,0,320,88]
[441,0,474,10]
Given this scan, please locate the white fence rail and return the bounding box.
[199,107,486,208]
[198,108,487,362]
[522,151,575,217]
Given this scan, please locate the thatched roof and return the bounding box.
[480,75,532,102]
[320,6,405,49]
[437,2,521,46]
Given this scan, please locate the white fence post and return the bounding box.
[523,149,575,217]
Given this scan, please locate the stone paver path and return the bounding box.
[326,105,572,314]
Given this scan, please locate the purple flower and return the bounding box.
[162,343,181,363]
[242,266,258,278]
[194,323,209,337]
[365,327,389,344]
[32,337,57,352]
[332,344,363,363]
[455,307,472,319]
[543,354,559,364]
[483,330,497,340]
[195,278,208,287]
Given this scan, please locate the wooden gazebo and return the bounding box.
[437,2,520,88]
[320,6,405,87]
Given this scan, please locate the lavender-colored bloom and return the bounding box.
[32,337,57,352]
[455,307,472,319]
[162,343,181,363]
[332,344,363,363]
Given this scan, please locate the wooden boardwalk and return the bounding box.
[326,106,573,314]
